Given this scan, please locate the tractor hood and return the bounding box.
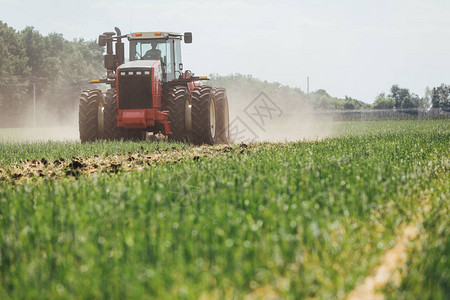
[118,60,158,71]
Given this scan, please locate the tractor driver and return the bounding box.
[143,42,162,61]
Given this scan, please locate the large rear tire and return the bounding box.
[163,85,191,142]
[79,89,104,143]
[191,86,218,145]
[214,88,230,143]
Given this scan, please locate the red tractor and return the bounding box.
[79,27,229,144]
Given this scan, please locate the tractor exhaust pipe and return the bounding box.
[114,27,124,66]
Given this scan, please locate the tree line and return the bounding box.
[373,84,449,110]
[0,21,104,127]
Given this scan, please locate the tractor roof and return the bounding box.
[128,32,182,39]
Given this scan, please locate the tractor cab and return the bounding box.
[96,29,192,83]
[128,32,191,82]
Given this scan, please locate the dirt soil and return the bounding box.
[0,143,254,184]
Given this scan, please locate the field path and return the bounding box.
[347,197,430,300]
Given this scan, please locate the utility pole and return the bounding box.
[33,83,36,128]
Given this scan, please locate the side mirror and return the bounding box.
[184,32,192,43]
[179,63,183,71]
[98,35,106,47]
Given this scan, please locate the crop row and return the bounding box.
[0,120,448,299]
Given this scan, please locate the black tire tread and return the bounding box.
[191,85,215,145]
[164,85,190,142]
[103,88,121,140]
[214,88,230,143]
[79,89,103,143]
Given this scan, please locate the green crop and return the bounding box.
[0,120,448,299]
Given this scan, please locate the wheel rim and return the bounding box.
[98,103,104,138]
[210,99,216,139]
[185,99,192,133]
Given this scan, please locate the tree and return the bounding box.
[0,21,31,125]
[0,21,105,127]
[431,84,450,110]
[390,85,414,109]
[343,102,355,110]
[343,96,370,110]
[372,93,395,109]
[410,93,421,109]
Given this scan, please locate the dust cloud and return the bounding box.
[1,94,79,142]
[2,85,336,143]
[0,126,79,143]
[225,89,334,143]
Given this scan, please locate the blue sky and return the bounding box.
[1,0,450,103]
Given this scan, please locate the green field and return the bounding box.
[0,120,449,299]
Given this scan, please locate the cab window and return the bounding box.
[130,39,174,81]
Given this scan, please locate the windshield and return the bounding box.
[130,39,174,80]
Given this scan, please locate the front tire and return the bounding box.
[164,85,191,142]
[191,86,217,145]
[79,89,104,143]
[104,88,121,140]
